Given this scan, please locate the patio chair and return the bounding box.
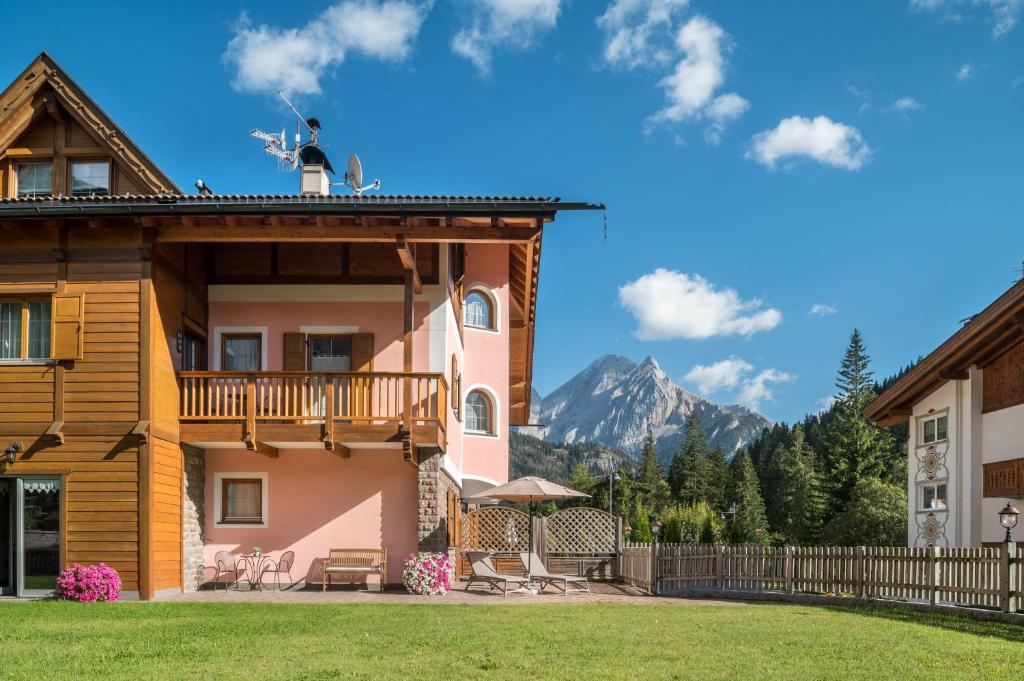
[214,551,247,591]
[519,552,591,595]
[464,551,531,597]
[261,550,296,591]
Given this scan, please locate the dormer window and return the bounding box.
[71,161,110,196]
[15,162,52,197]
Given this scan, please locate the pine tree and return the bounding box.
[703,446,729,511]
[638,428,663,489]
[731,453,769,544]
[775,425,826,545]
[824,330,897,513]
[630,499,652,543]
[668,413,708,504]
[566,464,595,508]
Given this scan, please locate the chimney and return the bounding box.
[300,164,330,196]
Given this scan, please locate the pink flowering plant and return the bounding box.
[402,552,452,595]
[55,563,122,602]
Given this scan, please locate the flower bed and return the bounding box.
[56,563,122,602]
[402,552,452,595]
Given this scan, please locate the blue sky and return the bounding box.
[5,1,1022,423]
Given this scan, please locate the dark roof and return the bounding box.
[0,193,604,218]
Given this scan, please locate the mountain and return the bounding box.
[520,354,771,466]
[509,432,632,485]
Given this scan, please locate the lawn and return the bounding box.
[0,601,1019,680]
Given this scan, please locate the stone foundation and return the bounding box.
[417,447,459,553]
[182,444,206,592]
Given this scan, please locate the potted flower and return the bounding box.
[402,552,453,595]
[252,546,262,557]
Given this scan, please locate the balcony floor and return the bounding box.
[180,422,444,452]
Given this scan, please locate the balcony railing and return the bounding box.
[983,458,1024,498]
[178,371,447,430]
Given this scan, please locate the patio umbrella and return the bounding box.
[482,476,590,583]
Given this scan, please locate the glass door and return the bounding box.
[0,479,12,595]
[17,477,61,597]
[309,336,351,419]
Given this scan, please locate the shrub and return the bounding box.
[56,563,122,602]
[402,552,452,595]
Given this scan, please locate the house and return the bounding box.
[865,279,1024,549]
[0,53,600,599]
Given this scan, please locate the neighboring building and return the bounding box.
[0,53,599,598]
[865,279,1024,549]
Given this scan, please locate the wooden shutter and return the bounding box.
[283,332,307,371]
[351,333,374,372]
[51,292,84,360]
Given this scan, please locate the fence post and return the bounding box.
[855,546,865,599]
[785,546,794,594]
[615,517,623,581]
[929,545,940,606]
[650,539,660,595]
[1000,542,1016,613]
[716,545,725,591]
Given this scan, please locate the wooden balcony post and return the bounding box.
[324,376,335,450]
[403,269,414,433]
[244,375,256,449]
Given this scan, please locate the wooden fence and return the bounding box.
[620,543,1022,613]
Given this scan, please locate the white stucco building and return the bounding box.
[866,280,1024,548]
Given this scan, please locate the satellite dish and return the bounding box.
[348,154,363,190]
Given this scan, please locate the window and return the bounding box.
[464,290,494,330]
[465,390,493,434]
[921,413,948,444]
[70,161,110,196]
[308,335,352,372]
[921,482,948,511]
[181,329,206,371]
[16,162,52,197]
[0,300,51,360]
[219,475,266,526]
[221,333,261,371]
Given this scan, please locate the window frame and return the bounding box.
[920,413,949,445]
[69,159,112,197]
[15,160,53,197]
[220,332,263,372]
[214,472,269,528]
[464,388,495,436]
[306,333,354,372]
[919,481,948,512]
[0,297,53,362]
[463,288,496,331]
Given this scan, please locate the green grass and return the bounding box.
[0,601,1020,680]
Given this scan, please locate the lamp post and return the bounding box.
[998,502,1020,543]
[608,470,621,516]
[650,518,662,541]
[624,524,633,542]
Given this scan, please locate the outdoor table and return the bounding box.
[238,553,273,591]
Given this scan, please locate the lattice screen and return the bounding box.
[545,507,618,556]
[461,506,530,553]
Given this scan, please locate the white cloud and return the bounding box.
[684,357,753,394]
[737,368,793,411]
[597,0,690,69]
[911,0,1023,38]
[889,96,924,114]
[601,5,747,142]
[956,62,973,81]
[618,269,782,340]
[809,303,838,317]
[815,394,837,413]
[746,115,870,171]
[451,0,561,76]
[225,1,429,95]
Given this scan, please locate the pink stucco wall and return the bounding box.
[461,243,510,484]
[204,448,417,586]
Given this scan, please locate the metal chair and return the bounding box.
[214,550,246,591]
[262,550,296,591]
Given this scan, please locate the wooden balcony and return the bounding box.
[983,458,1024,498]
[177,371,447,456]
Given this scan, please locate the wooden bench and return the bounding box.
[323,548,388,592]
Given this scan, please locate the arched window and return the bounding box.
[465,390,493,434]
[463,290,494,330]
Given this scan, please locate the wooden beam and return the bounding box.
[938,369,969,381]
[333,444,351,458]
[396,237,422,293]
[251,442,279,458]
[156,223,542,244]
[403,272,414,434]
[131,420,150,444]
[44,420,64,445]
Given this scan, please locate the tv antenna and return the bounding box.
[248,90,381,194]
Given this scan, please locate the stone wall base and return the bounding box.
[182,445,206,593]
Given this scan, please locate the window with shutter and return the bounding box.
[51,293,83,360]
[283,332,307,371]
[351,333,374,372]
